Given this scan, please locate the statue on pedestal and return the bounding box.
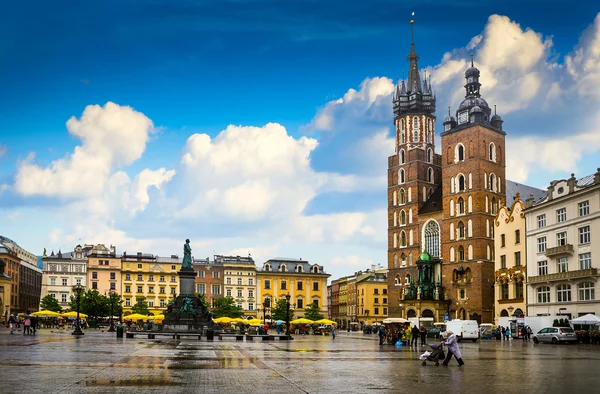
[182,239,193,269]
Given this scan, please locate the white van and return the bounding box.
[445,319,480,342]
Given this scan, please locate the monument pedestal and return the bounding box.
[161,268,217,332]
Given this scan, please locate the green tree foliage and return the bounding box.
[131,296,150,315]
[106,292,124,317]
[270,299,294,321]
[211,297,243,318]
[40,294,63,312]
[303,301,324,321]
[70,290,109,321]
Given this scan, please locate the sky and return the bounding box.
[1,1,600,280]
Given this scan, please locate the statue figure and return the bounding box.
[178,296,196,317]
[182,239,193,269]
[43,248,47,257]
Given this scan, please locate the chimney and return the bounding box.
[525,193,535,208]
[595,168,600,184]
[568,173,576,193]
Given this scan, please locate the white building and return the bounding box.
[41,245,90,309]
[524,170,600,319]
[218,255,257,317]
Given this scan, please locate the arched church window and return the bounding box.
[400,210,407,225]
[413,117,419,142]
[459,246,465,261]
[401,253,407,266]
[427,148,433,163]
[489,142,496,162]
[457,175,465,192]
[399,169,405,184]
[393,254,398,268]
[401,231,407,247]
[400,189,406,204]
[423,219,441,257]
[458,221,465,239]
[400,149,405,164]
[489,174,496,191]
[428,167,434,183]
[458,197,465,214]
[456,144,465,162]
[401,130,405,144]
[395,275,401,285]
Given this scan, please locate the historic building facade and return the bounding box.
[494,194,527,324]
[387,27,506,323]
[219,255,257,317]
[192,257,224,307]
[0,236,42,314]
[256,257,329,319]
[524,171,600,318]
[356,270,388,325]
[41,245,90,309]
[87,244,121,295]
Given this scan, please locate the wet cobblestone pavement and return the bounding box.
[1,328,599,393]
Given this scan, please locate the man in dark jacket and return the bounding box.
[419,324,427,346]
[411,325,420,346]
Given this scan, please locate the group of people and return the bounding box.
[6,314,39,335]
[499,325,533,340]
[378,324,428,346]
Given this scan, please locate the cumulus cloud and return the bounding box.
[565,13,600,101]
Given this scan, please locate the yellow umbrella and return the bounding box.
[213,317,233,324]
[61,311,88,319]
[314,319,337,325]
[123,313,148,321]
[246,319,262,327]
[232,318,246,323]
[149,314,165,322]
[32,310,60,317]
[290,318,315,325]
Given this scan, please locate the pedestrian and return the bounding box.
[8,314,17,334]
[332,327,336,339]
[505,326,511,341]
[526,326,532,341]
[411,325,420,346]
[30,316,38,335]
[419,324,427,346]
[501,326,506,340]
[23,316,31,335]
[378,325,386,345]
[441,330,464,367]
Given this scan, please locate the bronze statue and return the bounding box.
[182,239,192,269]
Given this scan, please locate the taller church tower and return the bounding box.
[387,21,443,317]
[440,57,506,323]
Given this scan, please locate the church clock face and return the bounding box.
[458,111,468,124]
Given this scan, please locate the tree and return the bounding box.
[40,295,63,312]
[131,296,150,315]
[211,297,243,318]
[304,301,324,321]
[270,299,294,321]
[70,290,109,321]
[106,292,124,318]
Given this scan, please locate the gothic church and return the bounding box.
[387,27,506,324]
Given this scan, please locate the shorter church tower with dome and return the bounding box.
[388,25,506,324]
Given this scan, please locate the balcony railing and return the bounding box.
[528,268,597,283]
[545,244,574,257]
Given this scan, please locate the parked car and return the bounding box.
[532,326,577,344]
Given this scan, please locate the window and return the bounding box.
[137,286,143,293]
[148,300,154,307]
[458,222,465,239]
[238,303,243,309]
[557,232,567,246]
[281,281,287,290]
[400,149,405,164]
[297,281,303,290]
[110,282,116,290]
[125,285,131,293]
[264,280,271,289]
[197,284,206,294]
[427,148,432,163]
[400,210,407,225]
[50,277,56,286]
[557,284,571,302]
[226,289,232,297]
[423,220,441,257]
[458,198,465,214]
[428,167,434,183]
[171,276,176,282]
[459,289,466,299]
[137,274,143,281]
[297,299,304,309]
[489,143,496,162]
[399,169,405,184]
[578,282,595,301]
[148,274,154,281]
[248,303,254,311]
[516,282,524,299]
[413,117,419,141]
[237,289,243,298]
[400,189,406,204]
[501,284,509,299]
[538,261,548,276]
[125,298,131,307]
[557,257,568,273]
[92,272,98,279]
[160,287,165,294]
[515,252,521,266]
[91,282,97,289]
[212,284,221,295]
[172,265,176,270]
[226,278,231,285]
[580,253,592,269]
[458,246,465,261]
[374,307,380,315]
[500,255,506,269]
[212,271,219,279]
[501,234,506,247]
[138,264,142,269]
[538,214,546,228]
[248,289,254,298]
[160,299,165,308]
[384,307,388,315]
[110,272,116,280]
[61,294,68,303]
[515,230,521,244]
[557,208,566,223]
[62,278,68,286]
[579,226,591,244]
[457,175,465,191]
[171,288,176,294]
[456,144,465,162]
[237,278,243,285]
[538,237,546,253]
[125,274,131,281]
[374,298,379,304]
[579,201,590,217]
[160,275,165,282]
[198,271,205,278]
[537,286,550,303]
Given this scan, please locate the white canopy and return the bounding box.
[382,317,410,324]
[570,313,600,325]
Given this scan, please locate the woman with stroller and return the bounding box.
[441,330,464,367]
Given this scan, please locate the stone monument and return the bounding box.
[161,239,216,332]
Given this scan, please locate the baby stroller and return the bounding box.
[420,343,445,366]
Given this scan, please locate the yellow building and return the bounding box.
[356,271,388,325]
[338,277,348,328]
[87,244,121,295]
[121,253,180,313]
[494,193,527,325]
[256,258,330,319]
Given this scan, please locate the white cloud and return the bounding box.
[565,13,600,100]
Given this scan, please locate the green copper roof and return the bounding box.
[419,251,431,261]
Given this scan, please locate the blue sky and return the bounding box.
[1,1,600,279]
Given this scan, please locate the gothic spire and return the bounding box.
[406,18,422,94]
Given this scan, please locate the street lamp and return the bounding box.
[72,284,84,336]
[285,293,291,336]
[106,290,116,332]
[262,298,270,326]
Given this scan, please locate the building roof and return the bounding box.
[214,255,256,265]
[577,174,595,187]
[260,258,327,275]
[419,186,443,215]
[505,180,546,205]
[155,255,183,264]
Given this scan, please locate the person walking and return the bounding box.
[378,325,386,345]
[505,326,511,341]
[411,325,420,347]
[23,316,31,335]
[526,326,532,341]
[441,330,464,366]
[332,327,336,339]
[8,314,17,334]
[501,326,506,340]
[419,324,427,346]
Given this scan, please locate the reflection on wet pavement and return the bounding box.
[1,329,599,393]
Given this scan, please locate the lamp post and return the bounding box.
[72,284,84,336]
[106,290,116,332]
[262,298,269,325]
[285,293,291,336]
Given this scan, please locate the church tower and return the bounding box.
[387,20,442,317]
[440,56,506,323]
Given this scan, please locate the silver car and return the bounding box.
[533,326,577,344]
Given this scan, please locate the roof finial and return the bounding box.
[402,70,405,79]
[448,106,451,116]
[470,53,474,67]
[494,104,497,115]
